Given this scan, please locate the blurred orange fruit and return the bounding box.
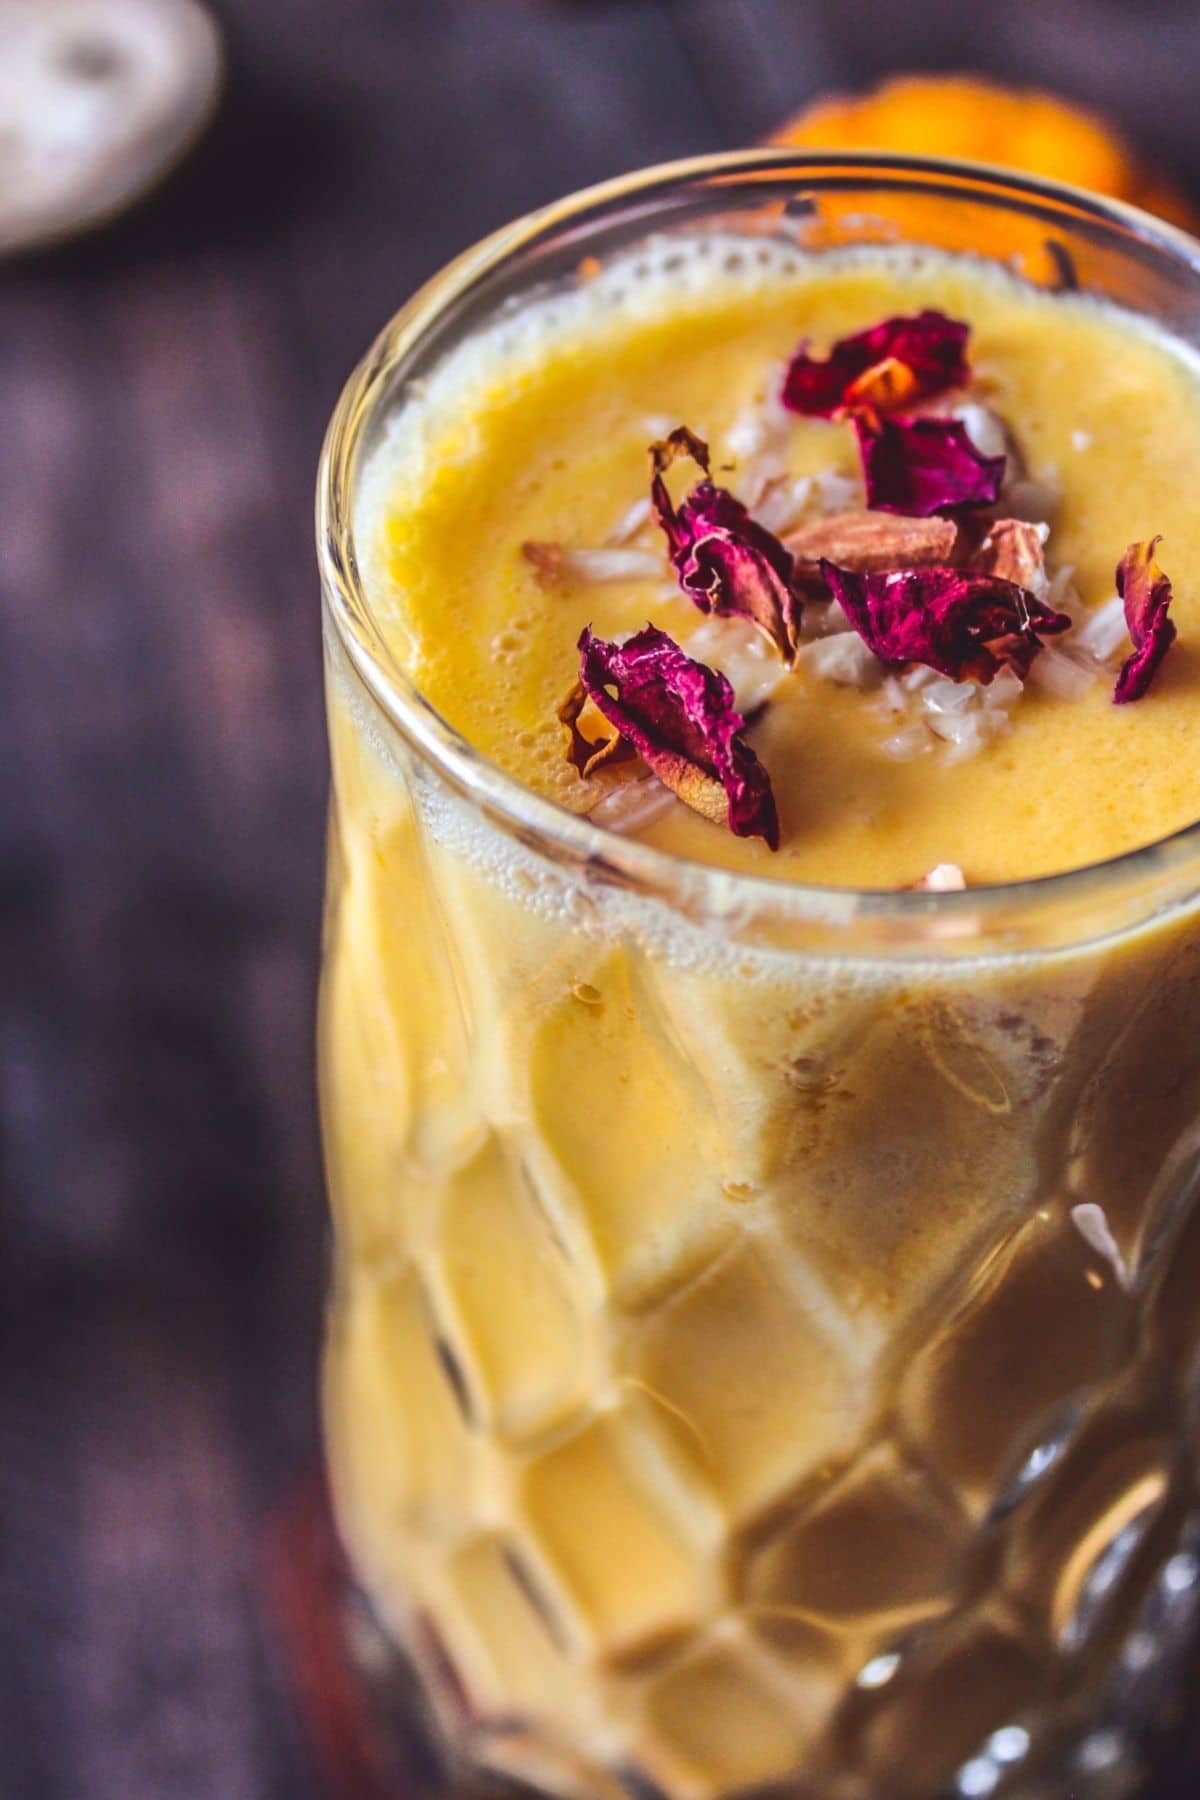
[771,74,1198,232]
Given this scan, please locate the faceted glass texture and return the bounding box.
[317,156,1200,1799]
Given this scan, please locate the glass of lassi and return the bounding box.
[316,153,1200,1800]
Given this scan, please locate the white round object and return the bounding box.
[0,0,222,255]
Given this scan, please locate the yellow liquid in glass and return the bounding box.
[322,240,1200,1799]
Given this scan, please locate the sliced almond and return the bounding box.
[972,518,1049,594]
[522,541,660,587]
[785,509,957,589]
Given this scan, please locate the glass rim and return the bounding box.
[316,147,1200,954]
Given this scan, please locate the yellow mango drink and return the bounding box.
[316,159,1200,1800]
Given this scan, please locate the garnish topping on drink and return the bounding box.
[786,509,959,588]
[1114,536,1178,703]
[574,625,780,846]
[783,309,1006,512]
[551,311,1182,852]
[817,560,1071,684]
[852,413,1006,515]
[650,427,804,663]
[781,309,971,417]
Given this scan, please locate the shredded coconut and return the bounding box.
[915,863,967,892]
[684,616,789,712]
[1072,595,1129,663]
[949,400,1009,460]
[984,666,1026,710]
[864,660,1022,764]
[1044,563,1083,618]
[588,774,676,833]
[881,722,934,760]
[752,475,815,535]
[797,632,882,688]
[725,376,794,502]
[921,676,977,717]
[606,494,653,545]
[814,469,862,514]
[1026,644,1098,701]
[926,702,1011,763]
[801,597,855,639]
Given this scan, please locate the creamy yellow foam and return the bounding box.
[357,236,1200,888]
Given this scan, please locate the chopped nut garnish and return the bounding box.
[786,509,958,589]
[540,297,1185,841]
[523,541,660,587]
[972,518,1049,595]
[576,625,779,846]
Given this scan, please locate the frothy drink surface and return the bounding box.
[322,236,1200,1799]
[356,237,1200,887]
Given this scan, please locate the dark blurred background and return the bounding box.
[5,2,1200,1796]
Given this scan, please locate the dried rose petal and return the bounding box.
[577,624,779,846]
[819,560,1071,684]
[1114,536,1177,703]
[855,415,1005,516]
[651,427,803,662]
[782,310,970,418]
[557,681,635,777]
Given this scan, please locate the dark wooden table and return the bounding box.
[5,2,1200,1794]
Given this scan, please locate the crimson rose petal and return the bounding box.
[651,427,803,661]
[819,560,1071,684]
[782,310,970,417]
[1113,537,1177,704]
[855,414,1005,516]
[578,624,779,847]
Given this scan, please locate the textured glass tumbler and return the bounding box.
[316,154,1200,1800]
